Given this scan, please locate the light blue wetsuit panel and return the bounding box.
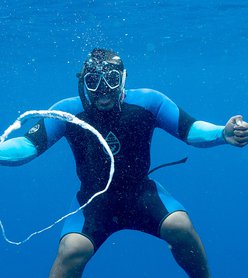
[0,137,37,166]
[60,196,87,241]
[187,120,225,147]
[155,181,185,213]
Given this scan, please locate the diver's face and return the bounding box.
[84,69,123,111]
[89,85,120,111]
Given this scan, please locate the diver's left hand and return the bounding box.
[223,115,248,147]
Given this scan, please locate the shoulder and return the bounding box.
[124,88,177,115]
[49,96,84,115]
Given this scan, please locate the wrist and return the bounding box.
[222,128,228,144]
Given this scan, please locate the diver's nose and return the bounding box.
[98,77,110,93]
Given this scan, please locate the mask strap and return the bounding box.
[118,69,127,111]
[121,69,127,89]
[84,86,92,105]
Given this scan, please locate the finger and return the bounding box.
[234,130,248,136]
[232,137,248,147]
[233,116,244,127]
[230,115,243,124]
[234,126,248,131]
[234,135,248,143]
[235,141,248,148]
[234,122,248,130]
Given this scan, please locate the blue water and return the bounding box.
[1,1,248,277]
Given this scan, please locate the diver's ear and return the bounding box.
[76,72,84,79]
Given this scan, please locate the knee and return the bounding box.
[57,233,94,266]
[160,212,196,244]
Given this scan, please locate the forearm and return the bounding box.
[187,121,226,147]
[0,137,37,166]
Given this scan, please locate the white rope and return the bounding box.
[0,110,115,245]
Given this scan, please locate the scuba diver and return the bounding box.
[0,48,248,278]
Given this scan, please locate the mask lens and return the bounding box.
[84,73,101,91]
[104,70,121,89]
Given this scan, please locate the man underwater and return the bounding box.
[0,48,248,278]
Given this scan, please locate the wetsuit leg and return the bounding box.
[128,179,210,278]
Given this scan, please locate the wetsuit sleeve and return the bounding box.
[125,89,227,147]
[154,91,226,147]
[125,89,196,141]
[186,121,226,147]
[24,97,83,155]
[0,137,37,166]
[24,117,65,155]
[144,89,196,140]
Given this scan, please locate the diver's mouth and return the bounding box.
[98,98,112,105]
[96,95,113,106]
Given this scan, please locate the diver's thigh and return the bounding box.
[160,211,194,241]
[50,233,94,277]
[58,233,95,259]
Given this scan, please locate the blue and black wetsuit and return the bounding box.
[0,89,226,250]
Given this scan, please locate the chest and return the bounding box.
[65,104,155,156]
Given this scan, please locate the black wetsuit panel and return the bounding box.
[25,89,194,250]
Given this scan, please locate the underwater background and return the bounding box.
[1,0,248,277]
